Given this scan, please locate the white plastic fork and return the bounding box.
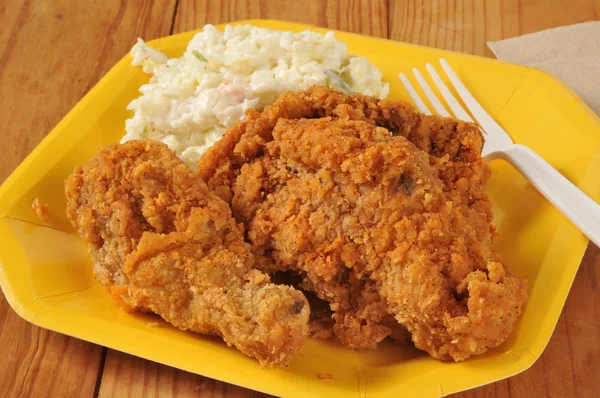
[399,59,600,247]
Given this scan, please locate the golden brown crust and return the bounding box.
[197,85,490,207]
[65,140,309,367]
[197,86,528,360]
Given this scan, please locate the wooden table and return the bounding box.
[1,1,598,397]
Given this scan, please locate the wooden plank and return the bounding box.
[0,297,105,397]
[0,0,176,183]
[172,0,389,38]
[387,1,600,397]
[97,350,268,398]
[389,0,600,56]
[0,0,176,397]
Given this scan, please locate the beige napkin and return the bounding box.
[487,21,600,115]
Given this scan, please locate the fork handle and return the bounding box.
[490,144,600,247]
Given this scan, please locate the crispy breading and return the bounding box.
[65,140,309,367]
[197,86,490,209]
[197,86,528,361]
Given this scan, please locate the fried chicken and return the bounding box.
[196,86,528,361]
[65,140,309,367]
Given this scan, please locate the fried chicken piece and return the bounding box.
[65,140,309,367]
[197,86,490,209]
[241,118,449,350]
[197,87,528,361]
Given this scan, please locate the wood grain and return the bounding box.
[0,0,175,397]
[389,0,600,56]
[172,0,389,38]
[0,0,176,183]
[97,350,267,398]
[0,296,104,397]
[1,0,599,397]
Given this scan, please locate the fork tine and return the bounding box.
[440,58,505,134]
[412,68,451,117]
[425,64,474,123]
[399,73,432,115]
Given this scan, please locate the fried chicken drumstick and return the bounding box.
[197,86,528,361]
[65,140,309,367]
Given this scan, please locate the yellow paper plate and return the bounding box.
[1,20,599,397]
